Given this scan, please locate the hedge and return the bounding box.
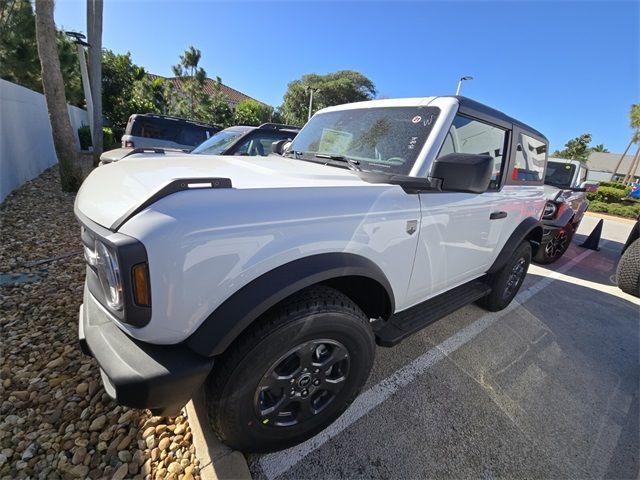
[589,200,640,219]
[78,125,116,150]
[587,186,630,203]
[598,181,630,191]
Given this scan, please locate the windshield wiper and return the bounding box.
[314,153,361,171]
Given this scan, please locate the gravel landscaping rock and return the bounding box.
[1,167,201,479]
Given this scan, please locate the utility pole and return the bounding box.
[87,0,103,164]
[456,75,474,96]
[66,31,93,148]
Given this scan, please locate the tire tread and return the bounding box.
[616,239,640,297]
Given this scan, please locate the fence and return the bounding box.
[0,79,89,202]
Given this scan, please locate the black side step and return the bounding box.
[375,279,490,347]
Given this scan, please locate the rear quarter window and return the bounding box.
[510,132,546,184]
[178,126,209,147]
[130,118,179,142]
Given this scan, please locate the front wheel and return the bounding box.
[533,224,574,264]
[206,286,376,453]
[478,241,531,312]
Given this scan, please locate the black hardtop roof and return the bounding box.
[257,123,301,131]
[452,96,547,143]
[129,113,220,130]
[223,123,301,133]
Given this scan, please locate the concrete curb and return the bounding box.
[185,390,252,480]
[585,211,637,224]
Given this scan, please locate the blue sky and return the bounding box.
[54,0,638,153]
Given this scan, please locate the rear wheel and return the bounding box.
[206,286,375,453]
[616,238,640,298]
[534,224,574,264]
[478,241,531,312]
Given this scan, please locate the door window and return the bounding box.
[436,115,508,190]
[235,133,295,156]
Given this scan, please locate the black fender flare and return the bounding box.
[544,206,575,229]
[487,217,543,274]
[186,253,395,357]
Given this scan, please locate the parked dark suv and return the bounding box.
[191,123,300,156]
[121,114,220,150]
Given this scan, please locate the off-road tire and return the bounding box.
[478,241,531,312]
[533,223,574,264]
[616,238,640,298]
[206,285,376,453]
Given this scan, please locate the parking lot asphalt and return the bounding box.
[248,214,639,480]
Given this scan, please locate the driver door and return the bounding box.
[405,115,510,304]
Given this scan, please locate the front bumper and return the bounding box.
[78,285,214,416]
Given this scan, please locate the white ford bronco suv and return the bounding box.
[76,96,548,452]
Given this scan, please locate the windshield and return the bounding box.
[287,106,440,175]
[545,161,576,188]
[191,129,247,155]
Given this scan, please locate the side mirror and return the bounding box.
[431,153,493,194]
[271,139,288,155]
[579,181,599,193]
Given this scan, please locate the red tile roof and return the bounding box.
[147,73,267,106]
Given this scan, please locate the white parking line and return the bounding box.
[259,246,602,479]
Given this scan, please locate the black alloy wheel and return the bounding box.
[255,339,350,427]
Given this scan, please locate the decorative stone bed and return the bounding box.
[0,167,201,479]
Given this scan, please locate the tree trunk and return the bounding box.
[87,0,103,165]
[611,135,635,182]
[623,147,640,186]
[34,0,82,192]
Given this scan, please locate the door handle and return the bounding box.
[490,211,508,220]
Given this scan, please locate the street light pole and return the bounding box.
[307,87,316,121]
[455,75,474,96]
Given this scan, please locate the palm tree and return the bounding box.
[34,0,82,191]
[591,144,609,153]
[172,46,206,117]
[611,104,640,181]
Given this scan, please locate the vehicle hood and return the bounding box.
[543,184,564,202]
[75,153,368,230]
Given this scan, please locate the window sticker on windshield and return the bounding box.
[319,128,353,154]
[408,136,419,150]
[412,113,435,126]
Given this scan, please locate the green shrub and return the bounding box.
[589,201,609,215]
[587,186,630,203]
[77,125,117,150]
[102,127,115,148]
[606,203,640,218]
[598,181,629,191]
[588,199,640,219]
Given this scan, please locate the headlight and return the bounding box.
[543,201,557,219]
[95,241,123,310]
[83,244,98,267]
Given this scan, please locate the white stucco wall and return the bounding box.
[0,79,88,202]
